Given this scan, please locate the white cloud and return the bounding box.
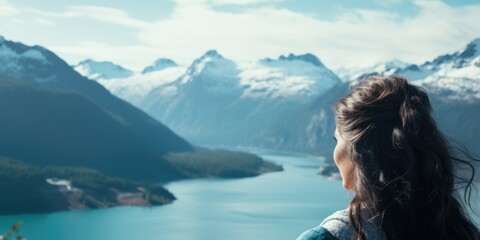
[26,5,150,29]
[209,0,284,6]
[134,0,480,69]
[0,0,20,16]
[373,0,403,7]
[67,6,151,29]
[1,0,480,71]
[33,17,55,26]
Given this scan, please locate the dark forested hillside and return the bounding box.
[0,78,188,181]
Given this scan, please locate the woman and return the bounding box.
[297,76,480,240]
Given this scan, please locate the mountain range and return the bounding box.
[84,38,480,179]
[0,35,281,175]
[100,50,342,153]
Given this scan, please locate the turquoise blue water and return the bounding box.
[0,151,350,239]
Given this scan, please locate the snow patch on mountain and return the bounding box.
[0,44,48,62]
[417,76,480,102]
[0,37,55,83]
[98,66,186,105]
[336,60,410,82]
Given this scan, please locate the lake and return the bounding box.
[0,151,350,239]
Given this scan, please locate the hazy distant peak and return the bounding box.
[153,58,177,66]
[282,53,324,67]
[262,53,324,67]
[73,59,133,80]
[382,59,410,69]
[78,58,100,64]
[77,59,128,67]
[142,58,178,74]
[203,49,222,58]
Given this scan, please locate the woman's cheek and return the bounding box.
[334,141,355,189]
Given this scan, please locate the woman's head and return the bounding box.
[333,76,479,240]
[334,76,436,192]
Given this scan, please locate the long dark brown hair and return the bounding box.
[334,76,480,240]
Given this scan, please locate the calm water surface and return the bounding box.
[0,150,352,239]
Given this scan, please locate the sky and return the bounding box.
[1,0,479,71]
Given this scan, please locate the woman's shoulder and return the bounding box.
[297,209,386,240]
[295,225,341,240]
[296,209,352,240]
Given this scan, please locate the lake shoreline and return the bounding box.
[0,147,284,216]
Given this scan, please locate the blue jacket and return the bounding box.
[296,209,386,240]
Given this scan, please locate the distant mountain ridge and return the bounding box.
[341,38,480,102]
[262,53,326,67]
[135,50,341,150]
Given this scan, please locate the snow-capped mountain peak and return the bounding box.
[73,59,133,80]
[414,39,480,101]
[193,49,227,67]
[459,38,480,58]
[142,58,178,74]
[190,49,226,69]
[178,49,239,86]
[347,38,480,102]
[240,53,340,101]
[419,38,480,71]
[451,38,480,68]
